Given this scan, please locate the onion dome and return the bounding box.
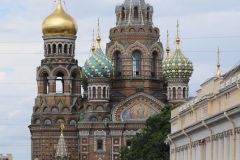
[42,0,78,36]
[83,28,113,78]
[163,22,193,80]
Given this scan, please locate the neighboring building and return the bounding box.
[167,59,240,160]
[29,0,193,160]
[0,154,13,160]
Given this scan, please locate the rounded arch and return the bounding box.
[69,119,77,125]
[89,116,98,122]
[138,28,145,32]
[113,29,119,34]
[44,119,52,125]
[43,107,49,113]
[56,119,65,124]
[126,41,149,57]
[51,107,59,113]
[51,66,70,77]
[107,42,125,58]
[35,119,41,125]
[150,43,163,60]
[62,107,70,113]
[38,67,51,79]
[129,28,136,32]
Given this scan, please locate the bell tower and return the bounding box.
[29,1,81,159]
[107,0,166,103]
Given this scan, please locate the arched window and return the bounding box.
[121,7,125,21]
[177,87,182,99]
[56,119,64,124]
[56,72,64,94]
[52,107,59,113]
[103,87,106,98]
[90,116,98,122]
[70,120,77,125]
[69,44,72,55]
[152,51,157,78]
[132,50,141,77]
[35,119,41,125]
[58,44,62,54]
[53,44,56,53]
[41,72,49,94]
[173,87,176,100]
[63,108,70,113]
[44,119,52,125]
[64,44,68,54]
[48,44,51,54]
[93,87,96,99]
[183,88,186,99]
[114,51,122,77]
[134,7,139,19]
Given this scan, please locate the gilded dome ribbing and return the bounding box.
[42,0,78,36]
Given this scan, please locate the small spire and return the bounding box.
[166,30,171,59]
[96,18,101,49]
[216,47,221,78]
[55,123,68,160]
[176,19,181,50]
[90,29,95,54]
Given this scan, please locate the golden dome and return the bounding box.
[42,0,78,36]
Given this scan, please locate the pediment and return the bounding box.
[112,92,165,122]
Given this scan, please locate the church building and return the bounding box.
[29,0,193,159]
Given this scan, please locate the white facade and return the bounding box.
[168,64,240,160]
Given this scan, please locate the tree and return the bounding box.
[120,105,172,160]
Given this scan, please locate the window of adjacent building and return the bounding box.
[132,50,141,78]
[97,139,103,150]
[114,51,122,77]
[103,87,106,98]
[56,73,64,94]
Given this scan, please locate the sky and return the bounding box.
[0,0,239,159]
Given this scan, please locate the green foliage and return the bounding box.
[119,105,172,160]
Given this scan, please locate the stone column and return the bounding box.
[213,139,218,160]
[48,79,56,94]
[218,137,223,160]
[236,132,240,160]
[206,139,211,160]
[229,133,235,160]
[224,135,230,160]
[192,146,196,160]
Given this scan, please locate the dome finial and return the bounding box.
[96,18,101,49]
[176,19,181,49]
[166,30,171,59]
[216,47,221,78]
[90,29,96,54]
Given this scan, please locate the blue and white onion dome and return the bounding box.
[163,38,193,79]
[83,37,113,78]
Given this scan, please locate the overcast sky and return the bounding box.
[0,0,240,159]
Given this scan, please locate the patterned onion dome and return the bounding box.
[163,48,193,79]
[83,48,113,78]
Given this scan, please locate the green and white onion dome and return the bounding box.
[83,48,113,78]
[163,49,193,79]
